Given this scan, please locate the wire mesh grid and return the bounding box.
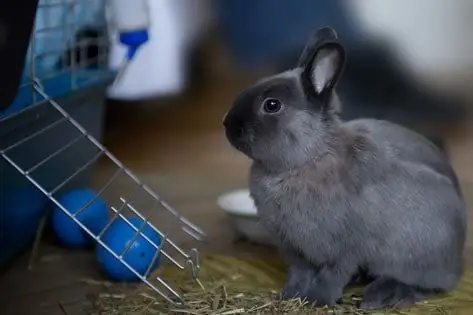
[0,0,206,307]
[1,0,113,118]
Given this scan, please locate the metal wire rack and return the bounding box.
[0,0,206,307]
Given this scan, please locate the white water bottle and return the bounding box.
[106,0,188,100]
[107,0,150,60]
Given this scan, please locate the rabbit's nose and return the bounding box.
[223,112,238,130]
[222,112,228,127]
[223,111,245,135]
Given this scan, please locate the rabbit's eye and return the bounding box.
[262,98,283,114]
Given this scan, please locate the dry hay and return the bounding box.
[91,255,473,315]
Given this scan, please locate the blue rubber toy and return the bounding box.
[51,188,108,248]
[96,215,162,281]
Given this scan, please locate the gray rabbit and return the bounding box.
[222,27,466,309]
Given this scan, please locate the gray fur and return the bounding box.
[222,27,466,309]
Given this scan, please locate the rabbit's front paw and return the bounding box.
[281,276,341,307]
[306,286,342,307]
[280,263,348,307]
[280,264,314,300]
[281,280,305,300]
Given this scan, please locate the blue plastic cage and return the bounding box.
[1,0,112,118]
[0,0,205,306]
[0,0,113,267]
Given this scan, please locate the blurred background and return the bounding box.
[106,0,473,160]
[105,0,473,185]
[2,0,473,314]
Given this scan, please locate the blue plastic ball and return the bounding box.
[51,188,108,248]
[96,216,162,281]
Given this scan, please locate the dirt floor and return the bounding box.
[1,52,473,314]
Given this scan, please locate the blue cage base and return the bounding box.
[0,78,112,269]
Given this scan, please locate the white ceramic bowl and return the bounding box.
[217,189,274,246]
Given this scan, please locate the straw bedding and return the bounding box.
[91,255,473,315]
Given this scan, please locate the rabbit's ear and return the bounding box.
[299,27,346,96]
[297,27,340,68]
